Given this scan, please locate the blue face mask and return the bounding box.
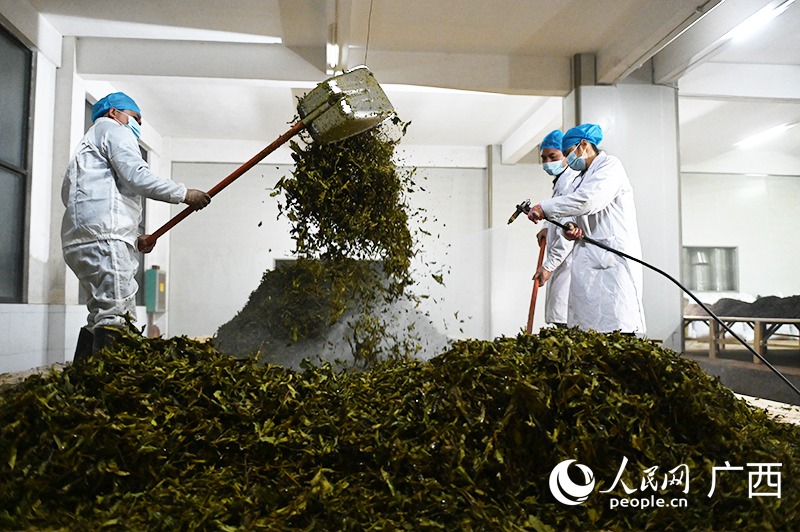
[542,160,566,176]
[565,148,586,171]
[119,112,142,139]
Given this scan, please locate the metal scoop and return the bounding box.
[138,66,395,252]
[299,65,394,144]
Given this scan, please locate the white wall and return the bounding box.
[167,161,295,338]
[405,166,490,339]
[0,7,65,373]
[681,172,800,298]
[0,304,49,372]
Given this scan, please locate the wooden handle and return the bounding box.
[526,235,547,334]
[138,120,307,251]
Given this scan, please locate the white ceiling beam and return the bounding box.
[76,37,326,81]
[75,37,570,96]
[363,50,570,96]
[597,0,723,84]
[501,98,562,165]
[170,138,296,164]
[679,62,800,101]
[653,0,777,84]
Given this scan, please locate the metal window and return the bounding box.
[682,246,739,292]
[0,25,32,303]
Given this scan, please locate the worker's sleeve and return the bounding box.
[542,219,575,272]
[105,129,187,204]
[539,156,624,219]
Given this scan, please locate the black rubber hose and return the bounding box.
[544,216,800,399]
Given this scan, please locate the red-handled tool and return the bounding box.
[526,233,546,334]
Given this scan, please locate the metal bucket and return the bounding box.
[297,66,394,144]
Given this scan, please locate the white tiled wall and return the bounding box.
[0,304,50,374]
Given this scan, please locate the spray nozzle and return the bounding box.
[507,199,532,224]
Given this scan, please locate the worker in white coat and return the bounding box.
[527,124,646,334]
[61,92,211,361]
[533,129,577,328]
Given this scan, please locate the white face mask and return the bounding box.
[565,145,587,171]
[542,160,566,176]
[117,112,142,139]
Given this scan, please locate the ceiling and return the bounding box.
[23,0,800,174]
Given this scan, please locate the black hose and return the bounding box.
[545,217,800,399]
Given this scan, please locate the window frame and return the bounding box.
[0,23,34,304]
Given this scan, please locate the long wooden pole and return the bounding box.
[138,120,307,251]
[526,234,547,334]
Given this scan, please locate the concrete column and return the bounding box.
[47,36,88,363]
[567,56,683,350]
[28,54,58,305]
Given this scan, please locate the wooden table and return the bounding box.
[684,315,800,363]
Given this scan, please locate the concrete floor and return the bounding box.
[737,394,800,425]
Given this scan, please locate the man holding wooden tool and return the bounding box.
[61,92,211,362]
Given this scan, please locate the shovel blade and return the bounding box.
[298,66,394,144]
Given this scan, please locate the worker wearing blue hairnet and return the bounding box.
[527,123,646,334]
[533,129,578,327]
[61,92,211,362]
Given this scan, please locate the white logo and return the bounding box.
[549,459,596,505]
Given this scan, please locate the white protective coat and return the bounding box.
[539,152,646,334]
[61,117,187,329]
[61,117,187,247]
[541,168,578,324]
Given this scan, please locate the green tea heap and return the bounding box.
[2,328,798,530]
[214,119,432,366]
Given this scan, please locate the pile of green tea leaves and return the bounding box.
[214,118,432,367]
[213,257,435,366]
[276,117,415,288]
[216,257,367,349]
[2,328,798,530]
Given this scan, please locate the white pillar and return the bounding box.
[47,36,88,363]
[28,54,57,305]
[567,57,683,350]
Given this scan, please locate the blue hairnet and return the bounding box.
[540,130,563,152]
[562,123,603,151]
[92,92,141,122]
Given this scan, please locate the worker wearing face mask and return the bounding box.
[527,124,646,334]
[534,129,578,328]
[61,92,211,362]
